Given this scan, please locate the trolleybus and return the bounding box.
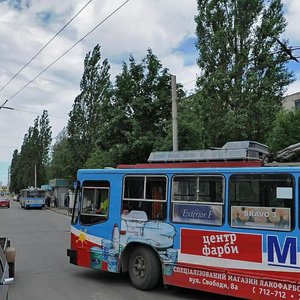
[67,141,300,299]
[20,188,46,209]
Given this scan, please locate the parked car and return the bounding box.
[0,198,9,208]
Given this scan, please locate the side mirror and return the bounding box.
[73,181,80,190]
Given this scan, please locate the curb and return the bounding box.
[45,207,71,216]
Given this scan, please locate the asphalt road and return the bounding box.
[1,199,234,300]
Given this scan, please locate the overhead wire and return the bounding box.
[1,106,67,119]
[0,0,93,94]
[0,0,130,111]
[181,79,197,86]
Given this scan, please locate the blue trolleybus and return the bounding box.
[20,188,46,209]
[67,142,300,299]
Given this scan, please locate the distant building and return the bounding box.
[283,92,300,110]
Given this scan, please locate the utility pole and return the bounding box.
[171,75,178,151]
[34,165,37,189]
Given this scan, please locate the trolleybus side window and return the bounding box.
[123,175,167,220]
[229,174,294,231]
[171,175,224,226]
[80,180,110,225]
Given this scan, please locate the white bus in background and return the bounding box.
[20,188,45,209]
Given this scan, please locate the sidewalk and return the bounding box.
[45,206,72,216]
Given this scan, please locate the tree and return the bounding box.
[53,47,184,179]
[10,111,52,191]
[106,49,184,164]
[177,96,203,150]
[37,111,52,184]
[194,0,294,148]
[84,148,114,169]
[267,110,300,155]
[67,44,112,177]
[9,149,20,193]
[48,128,72,180]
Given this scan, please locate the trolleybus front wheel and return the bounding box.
[128,246,160,290]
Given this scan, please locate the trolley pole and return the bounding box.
[171,75,178,151]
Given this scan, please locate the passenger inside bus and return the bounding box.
[96,198,109,215]
[151,186,164,220]
[95,190,109,215]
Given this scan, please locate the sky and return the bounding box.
[0,0,300,187]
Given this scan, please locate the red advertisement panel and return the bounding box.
[181,229,262,263]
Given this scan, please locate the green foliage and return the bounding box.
[84,148,114,169]
[9,149,20,193]
[10,111,52,192]
[267,110,300,153]
[49,47,184,179]
[67,44,112,177]
[105,49,184,163]
[48,128,73,180]
[194,0,294,147]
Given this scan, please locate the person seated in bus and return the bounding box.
[95,198,109,215]
[151,186,164,220]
